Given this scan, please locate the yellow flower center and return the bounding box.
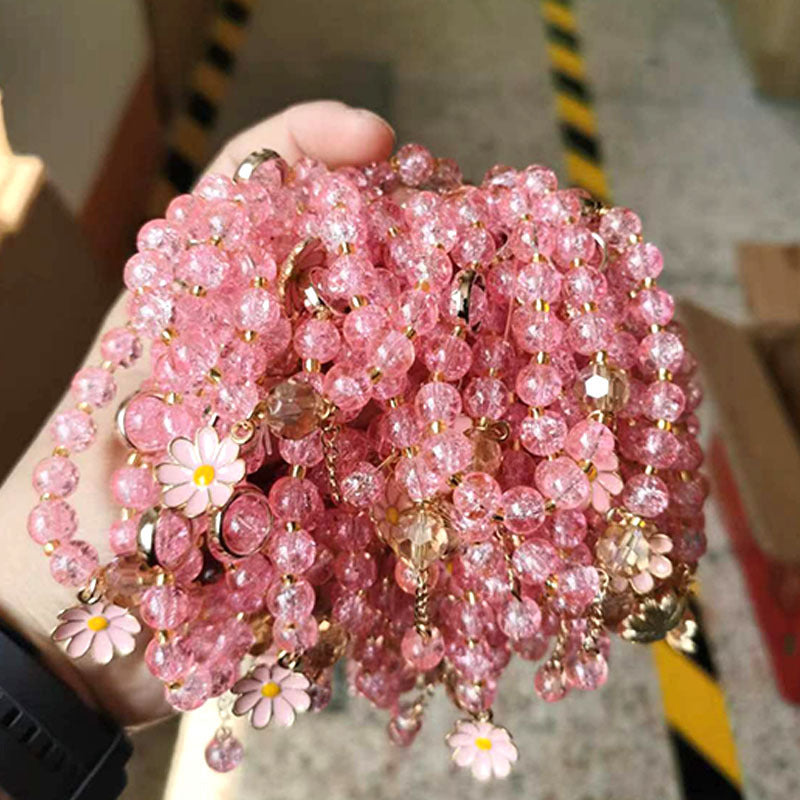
[386,506,400,525]
[475,736,493,751]
[261,681,281,698]
[87,616,109,632]
[193,464,215,487]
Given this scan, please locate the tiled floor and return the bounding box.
[126,1,800,798]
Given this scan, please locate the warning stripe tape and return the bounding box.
[148,0,256,215]
[539,2,745,797]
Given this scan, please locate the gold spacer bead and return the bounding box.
[52,446,70,458]
[76,401,94,415]
[100,360,115,373]
[252,276,268,288]
[40,492,53,502]
[160,328,177,344]
[43,541,59,556]
[656,419,672,431]
[657,368,673,382]
[339,242,355,255]
[368,366,382,383]
[207,367,222,385]
[290,465,307,479]
[303,358,321,373]
[429,420,445,434]
[240,330,258,342]
[190,285,207,297]
[533,299,550,312]
[350,295,367,308]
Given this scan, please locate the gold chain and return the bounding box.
[320,418,342,504]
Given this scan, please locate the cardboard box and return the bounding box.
[679,243,800,702]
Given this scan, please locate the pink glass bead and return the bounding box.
[512,539,559,585]
[27,500,77,545]
[323,364,372,412]
[109,518,139,556]
[550,509,587,548]
[140,585,191,630]
[333,551,377,591]
[272,615,319,652]
[266,578,315,619]
[234,287,280,332]
[205,733,244,773]
[535,457,590,509]
[127,290,174,337]
[166,666,212,711]
[33,456,79,498]
[123,251,172,291]
[341,462,385,508]
[415,381,461,425]
[269,529,317,574]
[501,486,545,535]
[371,330,415,378]
[554,565,599,615]
[512,307,564,352]
[566,650,608,691]
[534,663,568,702]
[343,305,390,351]
[395,143,435,186]
[71,366,116,408]
[516,363,563,407]
[221,492,272,556]
[268,477,323,526]
[498,596,542,641]
[519,412,567,456]
[294,318,341,362]
[401,626,445,670]
[49,540,98,586]
[623,473,670,518]
[111,466,159,511]
[638,331,684,373]
[176,244,230,289]
[643,381,686,422]
[100,327,143,368]
[154,510,193,567]
[453,472,501,522]
[145,636,195,682]
[420,431,472,477]
[423,333,472,380]
[463,377,509,420]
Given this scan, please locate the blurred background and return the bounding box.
[2,1,800,798]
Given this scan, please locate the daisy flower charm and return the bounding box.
[447,719,518,781]
[231,663,311,729]
[156,426,246,518]
[52,603,141,664]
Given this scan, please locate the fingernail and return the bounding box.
[354,108,395,139]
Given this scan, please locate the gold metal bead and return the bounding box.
[43,541,58,556]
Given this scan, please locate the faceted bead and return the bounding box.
[343,305,390,351]
[226,554,274,598]
[137,219,182,259]
[618,242,663,282]
[272,615,319,652]
[501,486,545,535]
[33,456,79,498]
[127,290,174,338]
[578,362,630,414]
[422,333,472,380]
[28,500,77,544]
[567,313,612,355]
[512,307,564,352]
[140,585,191,630]
[515,262,562,303]
[388,505,451,569]
[401,626,445,670]
[49,540,98,586]
[71,367,116,408]
[599,207,641,250]
[554,566,600,615]
[264,378,325,439]
[111,466,159,510]
[420,430,472,477]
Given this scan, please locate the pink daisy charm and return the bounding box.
[588,450,624,513]
[156,426,246,518]
[447,718,518,781]
[52,603,141,664]
[372,481,414,542]
[231,663,311,729]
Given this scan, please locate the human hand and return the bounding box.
[0,100,394,726]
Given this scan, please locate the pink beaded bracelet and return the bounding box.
[28,143,707,780]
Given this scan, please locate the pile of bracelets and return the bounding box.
[28,143,707,780]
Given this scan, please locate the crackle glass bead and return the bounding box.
[27,500,77,545]
[33,456,79,498]
[50,540,98,586]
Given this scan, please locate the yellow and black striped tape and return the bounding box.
[540,2,744,797]
[149,0,256,215]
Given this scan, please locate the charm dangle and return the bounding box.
[231,662,311,729]
[52,602,141,664]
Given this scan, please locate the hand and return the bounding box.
[0,101,394,726]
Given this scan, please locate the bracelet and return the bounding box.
[26,143,707,781]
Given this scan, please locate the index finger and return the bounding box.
[204,100,396,177]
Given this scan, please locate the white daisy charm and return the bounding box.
[447,718,518,781]
[52,603,141,664]
[156,426,246,518]
[231,663,311,729]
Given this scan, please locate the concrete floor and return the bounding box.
[119,1,800,798]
